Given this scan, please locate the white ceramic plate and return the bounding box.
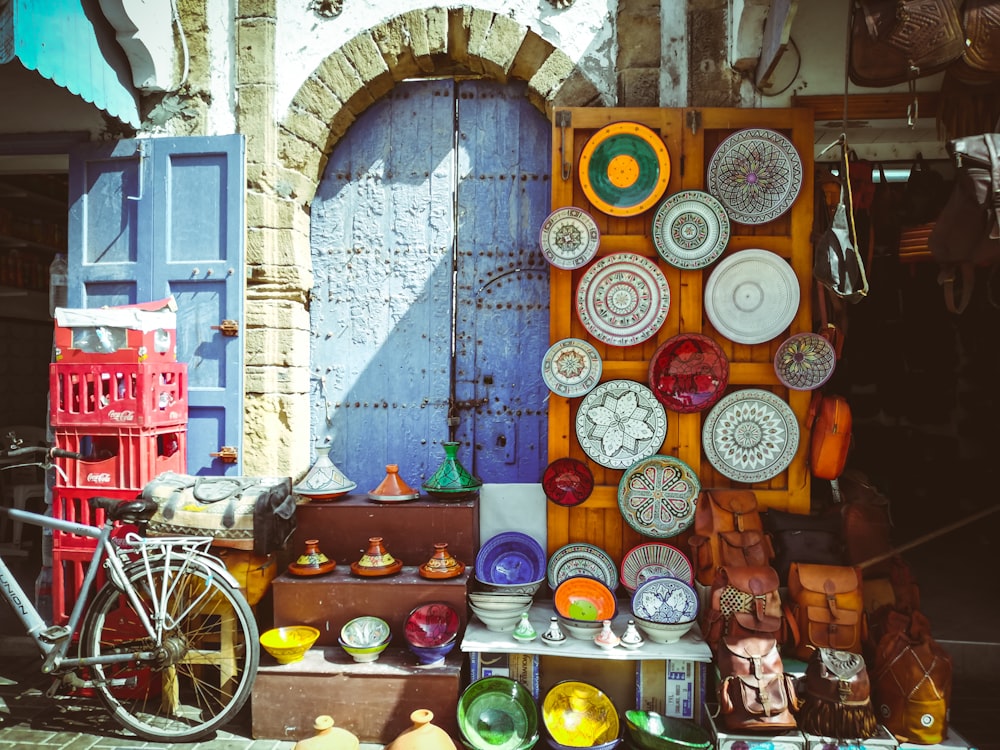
[652,190,730,269]
[539,207,601,269]
[575,252,670,347]
[575,380,668,469]
[542,338,603,398]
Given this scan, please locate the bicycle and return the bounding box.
[0,432,260,742]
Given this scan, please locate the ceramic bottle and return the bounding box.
[594,619,620,650]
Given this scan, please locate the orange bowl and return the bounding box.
[553,576,617,621]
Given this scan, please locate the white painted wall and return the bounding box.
[272,0,620,118]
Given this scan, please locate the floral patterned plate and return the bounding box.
[620,542,694,592]
[542,338,602,398]
[702,388,800,484]
[546,543,618,592]
[539,207,601,269]
[773,332,837,391]
[631,577,699,624]
[647,333,729,414]
[652,190,730,269]
[575,380,668,470]
[617,455,700,538]
[575,252,670,348]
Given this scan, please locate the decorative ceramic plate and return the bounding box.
[617,455,700,538]
[702,388,801,484]
[404,602,461,647]
[575,252,670,347]
[707,128,803,225]
[620,543,694,592]
[475,531,547,586]
[542,457,595,507]
[704,248,800,345]
[773,332,837,391]
[553,576,618,621]
[648,333,729,414]
[579,122,671,217]
[575,380,668,470]
[546,543,618,592]
[631,577,699,624]
[539,207,601,269]
[542,338,603,398]
[652,190,731,269]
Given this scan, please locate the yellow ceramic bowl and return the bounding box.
[260,625,320,664]
[542,680,620,748]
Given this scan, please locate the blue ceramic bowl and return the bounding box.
[408,639,457,666]
[630,577,699,624]
[476,532,547,586]
[458,676,540,750]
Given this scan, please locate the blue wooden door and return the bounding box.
[67,135,245,476]
[309,80,549,494]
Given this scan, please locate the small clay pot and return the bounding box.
[385,709,457,750]
[418,542,466,580]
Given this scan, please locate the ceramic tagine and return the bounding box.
[512,612,537,643]
[421,441,483,502]
[368,464,420,503]
[620,620,645,650]
[594,620,620,650]
[292,715,359,750]
[294,445,357,501]
[288,538,337,577]
[385,709,457,750]
[541,616,567,647]
[418,542,466,580]
[350,536,404,577]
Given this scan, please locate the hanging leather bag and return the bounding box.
[848,0,965,88]
[808,393,853,482]
[798,648,879,740]
[785,563,867,660]
[688,489,773,587]
[703,565,784,653]
[717,634,800,732]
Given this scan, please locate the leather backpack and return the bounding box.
[785,563,867,660]
[872,611,952,744]
[688,489,773,587]
[798,648,879,740]
[717,634,800,732]
[703,565,784,653]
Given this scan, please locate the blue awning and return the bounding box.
[0,0,140,128]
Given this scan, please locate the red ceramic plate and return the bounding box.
[553,576,618,621]
[647,333,729,414]
[542,458,595,507]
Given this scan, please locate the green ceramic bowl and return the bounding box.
[624,711,712,750]
[458,676,540,750]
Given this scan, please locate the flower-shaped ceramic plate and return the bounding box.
[707,128,803,225]
[704,248,800,345]
[652,190,730,269]
[540,207,601,270]
[648,333,729,414]
[773,332,837,391]
[575,380,668,470]
[576,252,670,347]
[617,455,700,538]
[631,577,699,624]
[620,543,694,592]
[542,457,595,507]
[579,122,671,217]
[553,576,618,621]
[475,531,547,586]
[702,388,800,484]
[542,338,603,398]
[546,543,618,592]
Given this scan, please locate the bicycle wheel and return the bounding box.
[78,558,259,742]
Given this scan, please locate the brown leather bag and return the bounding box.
[703,565,784,653]
[951,0,1000,83]
[808,393,852,481]
[872,614,952,744]
[785,563,867,660]
[688,489,773,586]
[798,648,879,739]
[848,0,965,87]
[717,634,800,732]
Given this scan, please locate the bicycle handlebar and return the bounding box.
[0,444,84,461]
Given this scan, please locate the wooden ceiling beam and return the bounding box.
[791,92,940,121]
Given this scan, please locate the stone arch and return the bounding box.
[275,6,605,204]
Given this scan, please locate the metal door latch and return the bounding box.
[210,446,239,463]
[211,319,239,336]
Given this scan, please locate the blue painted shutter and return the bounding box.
[310,80,549,493]
[67,135,245,476]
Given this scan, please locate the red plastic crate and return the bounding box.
[50,361,187,428]
[53,310,176,364]
[50,487,137,551]
[53,425,187,492]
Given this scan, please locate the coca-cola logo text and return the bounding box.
[88,472,113,484]
[108,410,135,422]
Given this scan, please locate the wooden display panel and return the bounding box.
[547,106,814,563]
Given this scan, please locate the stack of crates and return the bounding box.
[49,303,187,624]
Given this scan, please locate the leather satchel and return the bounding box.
[785,563,867,660]
[762,508,844,585]
[717,634,800,732]
[703,565,784,653]
[808,393,853,482]
[798,648,879,739]
[848,0,965,87]
[688,489,773,586]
